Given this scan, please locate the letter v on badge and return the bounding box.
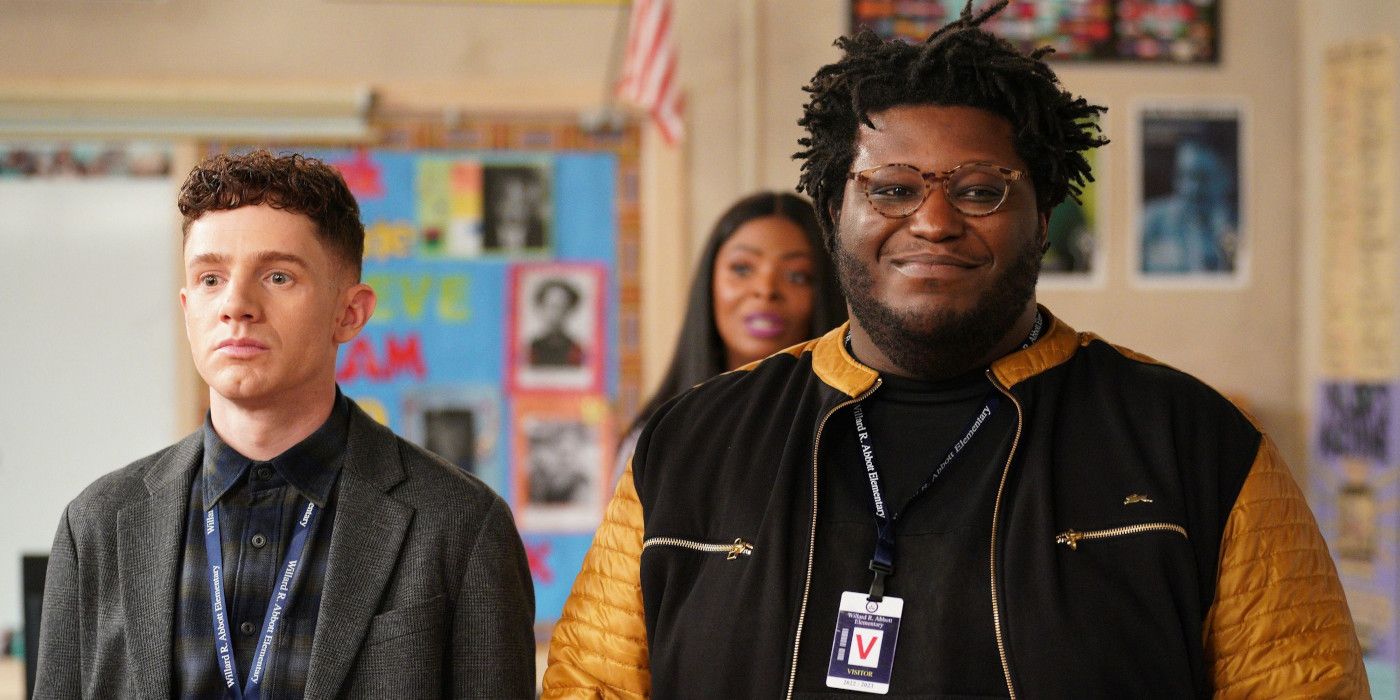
[826,591,903,694]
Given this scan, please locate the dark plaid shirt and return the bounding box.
[173,393,349,699]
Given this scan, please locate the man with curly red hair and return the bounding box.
[36,150,535,698]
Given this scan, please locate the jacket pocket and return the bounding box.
[1054,522,1188,551]
[346,595,448,699]
[363,594,446,648]
[642,536,754,560]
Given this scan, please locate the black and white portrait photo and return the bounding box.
[526,420,595,505]
[400,386,502,491]
[529,279,585,369]
[511,395,612,532]
[482,163,551,255]
[509,263,606,392]
[424,408,478,475]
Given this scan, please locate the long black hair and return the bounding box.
[628,191,847,435]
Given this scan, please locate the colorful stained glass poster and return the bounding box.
[416,157,485,258]
[850,0,1219,63]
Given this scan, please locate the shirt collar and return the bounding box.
[201,390,351,509]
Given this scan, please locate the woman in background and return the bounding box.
[616,191,846,474]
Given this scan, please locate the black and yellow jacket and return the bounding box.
[543,310,1367,699]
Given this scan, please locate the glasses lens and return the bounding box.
[945,164,1010,216]
[862,165,929,217]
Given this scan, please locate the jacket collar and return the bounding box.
[810,305,1080,397]
[125,401,415,699]
[304,400,414,699]
[122,430,203,699]
[989,308,1080,389]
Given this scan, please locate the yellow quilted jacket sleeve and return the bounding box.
[541,461,650,698]
[1204,434,1369,698]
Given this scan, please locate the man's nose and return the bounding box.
[904,185,965,241]
[220,279,261,322]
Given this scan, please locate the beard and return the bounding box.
[836,232,1041,380]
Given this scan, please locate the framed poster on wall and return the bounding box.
[511,393,614,533]
[508,262,608,393]
[1310,381,1400,690]
[850,0,1220,63]
[1130,101,1246,287]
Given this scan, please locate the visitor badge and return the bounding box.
[825,591,903,694]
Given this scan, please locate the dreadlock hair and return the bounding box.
[795,0,1108,247]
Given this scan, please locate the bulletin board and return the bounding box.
[205,114,642,628]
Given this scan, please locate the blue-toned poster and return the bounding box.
[311,147,619,623]
[1311,381,1400,695]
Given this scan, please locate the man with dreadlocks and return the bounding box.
[543,2,1365,697]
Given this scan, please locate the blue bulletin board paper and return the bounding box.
[313,148,618,624]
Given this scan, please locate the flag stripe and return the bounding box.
[617,0,683,145]
[627,0,665,102]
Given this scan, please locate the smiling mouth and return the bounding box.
[743,313,788,340]
[889,253,984,279]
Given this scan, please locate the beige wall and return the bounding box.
[0,1,620,109]
[0,0,1361,467]
[1043,3,1302,463]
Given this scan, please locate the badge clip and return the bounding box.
[867,560,893,602]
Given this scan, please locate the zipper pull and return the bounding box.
[1055,530,1083,551]
[727,538,753,560]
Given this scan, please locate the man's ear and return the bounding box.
[333,282,377,344]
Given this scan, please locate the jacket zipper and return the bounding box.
[785,379,881,700]
[1055,523,1188,550]
[986,370,1022,700]
[641,536,754,560]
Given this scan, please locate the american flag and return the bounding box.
[617,0,684,145]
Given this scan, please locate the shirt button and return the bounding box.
[240,621,256,636]
[255,466,273,481]
[251,533,268,548]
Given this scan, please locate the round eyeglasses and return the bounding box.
[846,162,1026,218]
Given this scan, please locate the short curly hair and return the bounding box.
[795,0,1108,247]
[178,150,365,278]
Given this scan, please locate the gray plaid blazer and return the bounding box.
[34,402,536,699]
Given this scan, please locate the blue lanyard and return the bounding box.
[204,499,320,700]
[853,312,1042,602]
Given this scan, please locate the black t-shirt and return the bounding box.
[797,370,1015,697]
